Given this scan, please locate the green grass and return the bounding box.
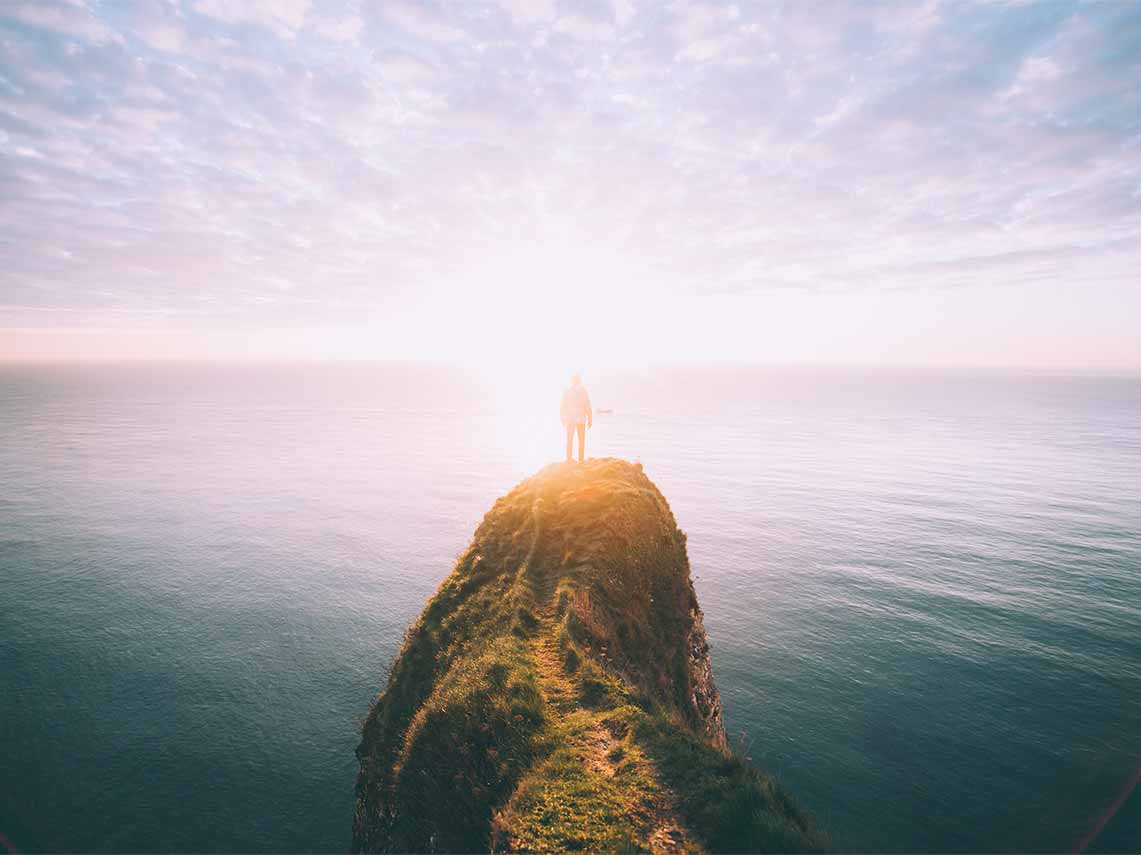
[353,458,830,853]
[492,745,642,853]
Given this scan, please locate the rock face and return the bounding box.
[352,458,826,853]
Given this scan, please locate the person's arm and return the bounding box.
[560,391,568,426]
[585,389,593,428]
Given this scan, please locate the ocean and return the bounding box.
[2,363,1139,853]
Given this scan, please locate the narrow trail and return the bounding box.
[524,514,694,854]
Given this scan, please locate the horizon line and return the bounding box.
[2,356,1139,377]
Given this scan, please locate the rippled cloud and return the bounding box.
[1,0,1139,353]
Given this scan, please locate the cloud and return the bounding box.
[376,1,467,44]
[0,0,1138,353]
[312,13,363,43]
[1,0,121,45]
[193,0,310,40]
[375,50,440,84]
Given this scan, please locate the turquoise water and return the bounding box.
[2,364,1139,852]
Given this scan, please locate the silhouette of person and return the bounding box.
[560,373,592,462]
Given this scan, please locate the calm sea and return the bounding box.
[2,364,1139,853]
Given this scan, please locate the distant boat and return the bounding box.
[596,408,613,414]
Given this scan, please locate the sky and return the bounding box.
[0,0,1139,369]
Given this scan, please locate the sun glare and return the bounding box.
[418,240,650,474]
[434,239,655,372]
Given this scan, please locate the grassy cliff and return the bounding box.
[352,458,827,853]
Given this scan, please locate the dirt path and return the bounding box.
[525,549,695,854]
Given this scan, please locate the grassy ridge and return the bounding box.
[353,458,828,853]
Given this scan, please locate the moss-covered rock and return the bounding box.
[352,458,828,853]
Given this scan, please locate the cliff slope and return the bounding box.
[353,458,827,853]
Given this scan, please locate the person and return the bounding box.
[560,373,592,462]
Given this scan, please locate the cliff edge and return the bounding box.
[352,458,827,853]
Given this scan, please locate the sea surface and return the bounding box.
[2,363,1139,853]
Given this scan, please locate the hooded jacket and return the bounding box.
[560,384,592,426]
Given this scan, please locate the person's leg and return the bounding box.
[576,423,586,462]
[565,424,574,461]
